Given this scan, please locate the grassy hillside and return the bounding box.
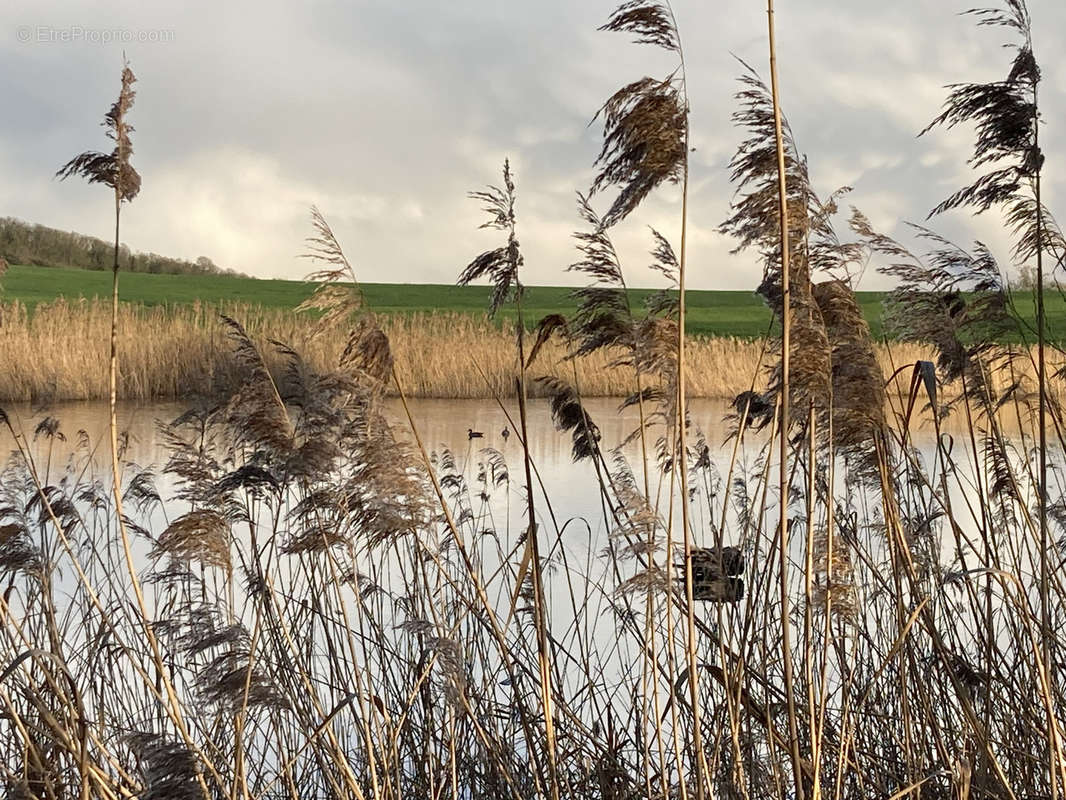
[0,263,860,338]
[0,262,1055,340]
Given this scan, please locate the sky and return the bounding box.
[0,0,1064,291]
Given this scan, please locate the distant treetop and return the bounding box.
[0,216,246,277]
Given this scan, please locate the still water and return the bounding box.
[0,395,980,543]
[0,397,755,536]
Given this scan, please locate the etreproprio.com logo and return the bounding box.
[16,25,175,45]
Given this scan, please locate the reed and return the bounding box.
[4,275,1065,799]
[3,297,1066,404]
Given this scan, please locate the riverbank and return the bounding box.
[0,297,1053,402]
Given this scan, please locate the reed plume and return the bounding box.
[459,160,523,317]
[296,205,365,329]
[921,0,1042,218]
[121,733,200,800]
[535,376,603,462]
[458,159,562,800]
[55,59,141,491]
[53,66,214,792]
[923,0,1057,649]
[220,315,293,457]
[592,3,686,228]
[851,211,1014,411]
[0,517,42,576]
[567,193,637,361]
[56,62,141,202]
[811,279,885,474]
[594,4,713,796]
[720,62,832,424]
[565,193,680,471]
[151,509,232,574]
[526,312,569,369]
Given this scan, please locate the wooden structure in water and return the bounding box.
[679,546,745,603]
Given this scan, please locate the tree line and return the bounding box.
[0,216,244,276]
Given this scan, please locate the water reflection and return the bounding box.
[0,395,985,545]
[0,398,767,533]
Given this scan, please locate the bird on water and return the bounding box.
[468,428,484,441]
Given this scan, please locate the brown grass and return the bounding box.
[0,297,1062,403]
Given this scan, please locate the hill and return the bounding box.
[0,217,241,277]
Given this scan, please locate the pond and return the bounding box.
[2,397,755,538]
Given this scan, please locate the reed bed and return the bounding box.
[4,289,1066,800]
[3,297,1063,404]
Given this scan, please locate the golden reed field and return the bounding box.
[0,298,1058,403]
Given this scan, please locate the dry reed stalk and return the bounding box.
[765,3,806,797]
[922,5,1056,753]
[52,60,226,800]
[591,2,714,794]
[457,161,562,800]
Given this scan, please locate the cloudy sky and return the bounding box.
[1,0,1063,290]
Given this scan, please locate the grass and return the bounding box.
[0,262,837,338]
[7,262,1066,340]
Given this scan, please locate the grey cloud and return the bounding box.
[0,0,1063,292]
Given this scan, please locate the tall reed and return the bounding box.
[921,0,1057,708]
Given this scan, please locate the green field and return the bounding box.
[0,263,1057,340]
